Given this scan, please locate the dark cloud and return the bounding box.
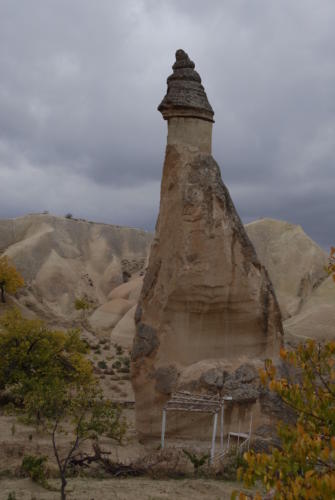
[0,0,334,248]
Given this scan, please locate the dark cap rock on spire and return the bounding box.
[158,49,214,122]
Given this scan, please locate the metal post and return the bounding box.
[248,413,253,451]
[220,404,224,450]
[161,409,166,449]
[210,412,218,463]
[236,419,241,453]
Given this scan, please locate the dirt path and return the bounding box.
[0,477,242,500]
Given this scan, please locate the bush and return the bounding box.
[74,297,91,311]
[0,256,24,303]
[112,360,121,370]
[182,449,209,475]
[139,448,189,478]
[240,341,335,499]
[115,344,123,356]
[21,455,49,488]
[218,448,247,481]
[98,360,107,370]
[122,356,130,368]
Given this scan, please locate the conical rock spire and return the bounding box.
[132,50,283,441]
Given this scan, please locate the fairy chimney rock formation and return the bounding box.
[131,50,283,439]
[158,49,214,153]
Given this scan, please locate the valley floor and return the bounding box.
[0,477,241,500]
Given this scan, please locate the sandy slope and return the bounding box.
[1,214,331,343]
[246,218,328,319]
[246,219,333,343]
[0,214,152,321]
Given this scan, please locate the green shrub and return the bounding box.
[220,448,247,481]
[182,449,209,475]
[112,360,121,370]
[122,356,130,368]
[97,360,107,370]
[21,455,49,488]
[115,344,123,355]
[74,297,91,311]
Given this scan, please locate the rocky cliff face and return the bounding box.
[131,50,283,439]
[246,218,328,320]
[284,275,335,343]
[0,214,328,345]
[0,214,152,322]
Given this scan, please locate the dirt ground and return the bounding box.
[0,408,252,500]
[0,477,244,500]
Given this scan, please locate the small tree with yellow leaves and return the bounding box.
[237,340,335,500]
[0,255,24,303]
[0,309,126,500]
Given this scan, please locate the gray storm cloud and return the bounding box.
[0,0,334,248]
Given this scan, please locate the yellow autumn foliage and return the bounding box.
[0,255,24,302]
[239,339,335,499]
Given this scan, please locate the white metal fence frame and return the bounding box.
[160,391,233,463]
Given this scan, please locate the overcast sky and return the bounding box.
[0,0,334,249]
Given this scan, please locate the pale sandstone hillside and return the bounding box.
[245,218,334,344]
[284,275,335,342]
[0,215,332,343]
[0,214,152,322]
[246,218,328,319]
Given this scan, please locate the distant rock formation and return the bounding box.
[0,214,151,322]
[284,275,335,343]
[246,218,328,319]
[131,50,283,440]
[0,213,330,352]
[245,219,334,345]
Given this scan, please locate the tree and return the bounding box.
[328,246,335,282]
[0,308,89,397]
[24,371,125,500]
[238,340,335,500]
[0,256,24,303]
[0,309,126,500]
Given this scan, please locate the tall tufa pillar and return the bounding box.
[131,50,283,441]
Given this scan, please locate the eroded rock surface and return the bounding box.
[246,218,328,319]
[284,275,335,344]
[131,50,283,439]
[0,214,151,321]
